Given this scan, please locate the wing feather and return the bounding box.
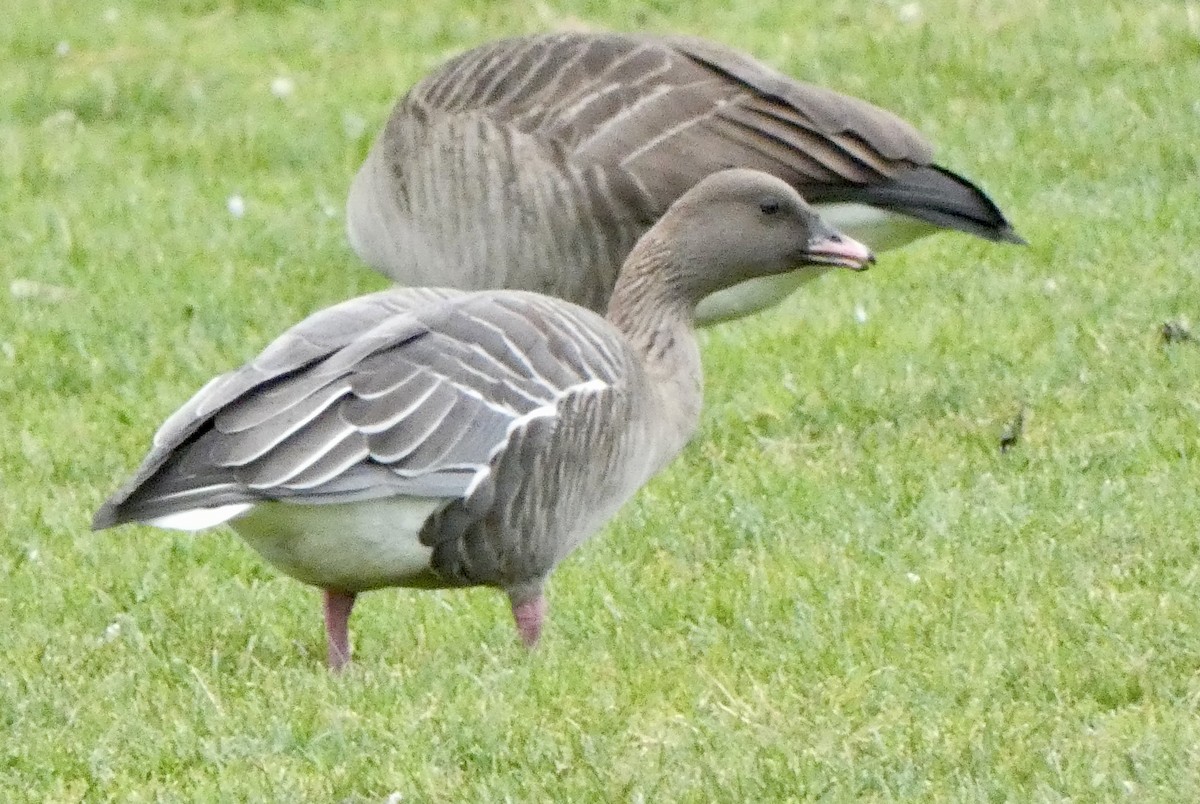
[366,381,460,463]
[93,290,631,534]
[408,33,931,209]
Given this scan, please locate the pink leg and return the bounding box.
[323,589,357,672]
[511,595,547,648]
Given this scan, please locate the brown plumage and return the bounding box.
[347,32,1021,323]
[94,170,874,670]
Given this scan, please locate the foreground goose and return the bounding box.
[93,170,873,670]
[348,32,1021,324]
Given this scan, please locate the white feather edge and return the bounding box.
[461,376,610,499]
[145,351,611,584]
[147,503,254,531]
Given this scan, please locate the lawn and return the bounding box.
[3,0,1199,799]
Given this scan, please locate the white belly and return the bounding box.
[817,202,937,252]
[229,497,446,592]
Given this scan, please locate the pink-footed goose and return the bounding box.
[347,32,1021,324]
[93,170,874,670]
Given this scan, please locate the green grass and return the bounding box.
[3,0,1199,798]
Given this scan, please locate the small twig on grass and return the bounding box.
[189,665,225,717]
[1160,320,1193,345]
[1000,405,1027,453]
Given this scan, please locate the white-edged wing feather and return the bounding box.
[93,290,627,534]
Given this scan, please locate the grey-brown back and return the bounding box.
[347,32,1021,317]
[92,288,682,591]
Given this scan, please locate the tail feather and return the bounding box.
[805,164,1025,245]
[91,482,252,531]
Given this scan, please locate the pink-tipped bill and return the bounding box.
[807,232,875,271]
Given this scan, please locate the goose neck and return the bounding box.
[606,236,704,449]
[605,237,693,350]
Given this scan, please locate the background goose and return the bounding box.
[93,170,873,670]
[347,31,1021,324]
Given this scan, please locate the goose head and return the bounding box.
[644,168,875,310]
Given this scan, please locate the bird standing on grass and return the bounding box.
[348,32,1021,324]
[93,169,874,671]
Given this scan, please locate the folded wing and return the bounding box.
[92,290,627,531]
[403,32,1018,242]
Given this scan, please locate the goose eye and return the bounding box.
[759,200,781,216]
